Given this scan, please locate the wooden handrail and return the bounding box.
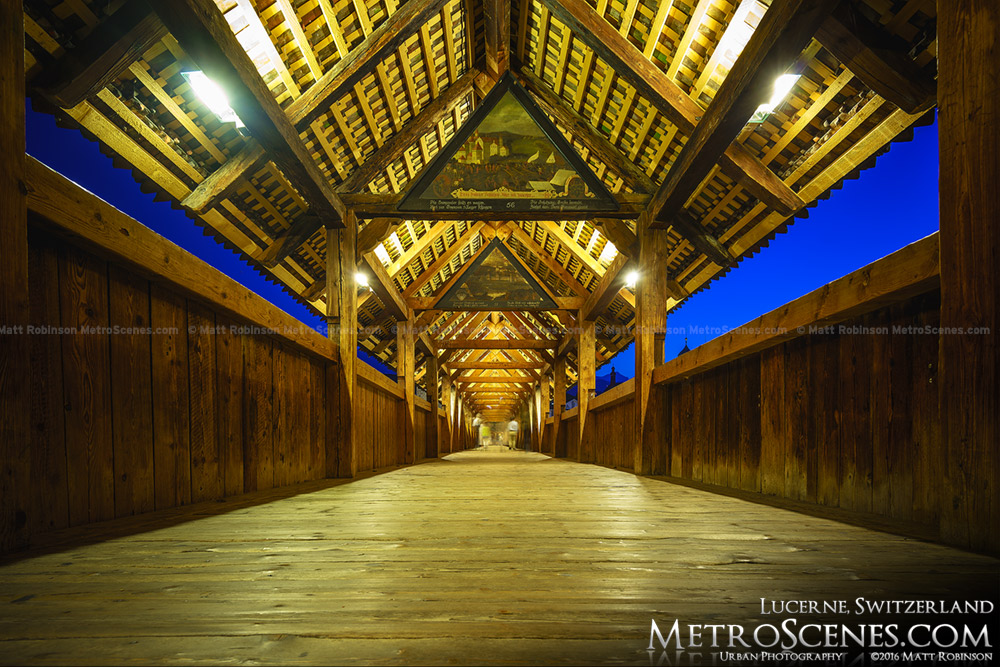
[24,157,337,362]
[653,233,940,386]
[589,377,635,411]
[356,360,405,399]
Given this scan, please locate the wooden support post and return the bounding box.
[397,317,416,463]
[577,316,596,462]
[542,374,552,455]
[634,220,669,475]
[442,374,453,454]
[326,217,357,477]
[526,391,536,452]
[0,0,29,551]
[454,396,464,452]
[427,354,440,458]
[938,0,999,554]
[552,357,566,458]
[532,383,543,452]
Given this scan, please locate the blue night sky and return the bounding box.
[25,102,939,381]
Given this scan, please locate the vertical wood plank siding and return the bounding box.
[13,229,443,547]
[579,291,946,536]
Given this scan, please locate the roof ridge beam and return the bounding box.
[484,0,511,79]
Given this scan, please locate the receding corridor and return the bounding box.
[1,451,996,665]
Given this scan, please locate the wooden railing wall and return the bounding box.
[556,234,957,540]
[22,225,335,536]
[9,159,454,550]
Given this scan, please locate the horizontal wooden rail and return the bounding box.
[653,233,940,386]
[24,157,337,362]
[356,360,404,399]
[562,406,579,420]
[415,396,432,412]
[589,378,635,411]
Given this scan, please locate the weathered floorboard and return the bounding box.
[0,451,995,665]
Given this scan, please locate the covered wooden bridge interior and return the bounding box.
[1,0,998,663]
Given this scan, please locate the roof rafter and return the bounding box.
[360,250,409,321]
[538,0,803,216]
[515,65,653,194]
[338,68,481,194]
[286,0,454,128]
[35,0,169,109]
[642,0,836,229]
[581,251,632,321]
[815,3,935,114]
[147,0,348,225]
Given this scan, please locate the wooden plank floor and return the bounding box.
[1,450,997,665]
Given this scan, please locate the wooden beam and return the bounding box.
[1,0,29,551]
[426,353,441,456]
[550,356,566,457]
[287,0,450,126]
[938,0,999,553]
[537,0,805,217]
[448,362,546,370]
[669,210,735,267]
[25,159,336,361]
[360,251,408,321]
[515,66,653,194]
[327,218,358,477]
[34,0,169,108]
[408,297,584,311]
[344,193,645,219]
[581,252,631,321]
[538,0,696,130]
[147,0,347,225]
[455,372,535,382]
[484,0,511,79]
[258,214,322,268]
[651,233,940,387]
[815,3,936,115]
[643,0,835,228]
[633,219,668,475]
[716,148,805,215]
[181,143,266,213]
[338,69,479,193]
[357,218,397,255]
[437,339,557,349]
[441,374,453,453]
[594,219,637,257]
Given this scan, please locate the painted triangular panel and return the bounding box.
[437,239,557,310]
[399,73,619,213]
